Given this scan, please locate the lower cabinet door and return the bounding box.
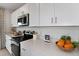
[21,48,31,56]
[6,38,12,54]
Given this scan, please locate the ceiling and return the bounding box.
[0,3,25,12]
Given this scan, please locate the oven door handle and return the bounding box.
[11,41,19,46]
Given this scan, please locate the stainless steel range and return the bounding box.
[11,34,33,56]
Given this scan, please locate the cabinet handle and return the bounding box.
[55,17,57,23]
[51,17,53,23]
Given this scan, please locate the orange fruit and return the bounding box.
[57,39,65,47]
[64,43,73,49]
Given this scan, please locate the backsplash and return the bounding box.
[16,26,79,42]
[39,26,79,42]
[16,26,40,33]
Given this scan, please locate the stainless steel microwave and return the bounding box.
[17,13,29,26]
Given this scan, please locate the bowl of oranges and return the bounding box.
[56,35,75,52]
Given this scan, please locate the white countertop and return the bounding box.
[20,39,79,56]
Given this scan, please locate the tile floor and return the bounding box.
[0,48,11,56]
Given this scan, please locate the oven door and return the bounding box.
[11,39,20,56]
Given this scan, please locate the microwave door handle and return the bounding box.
[27,14,29,25]
[22,18,24,24]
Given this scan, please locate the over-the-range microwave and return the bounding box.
[17,13,29,26]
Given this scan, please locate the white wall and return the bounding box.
[16,26,79,42]
[2,9,11,48]
[4,9,11,33]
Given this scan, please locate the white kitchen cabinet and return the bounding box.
[40,3,79,26]
[40,3,55,26]
[18,4,29,16]
[20,39,56,56]
[21,47,32,56]
[20,40,33,56]
[54,3,79,26]
[11,3,39,27]
[11,4,28,27]
[5,35,12,54]
[28,3,40,26]
[11,10,19,27]
[11,3,79,27]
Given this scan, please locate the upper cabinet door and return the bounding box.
[18,4,29,16]
[11,10,19,27]
[40,3,55,26]
[54,3,79,26]
[11,4,29,27]
[28,3,40,26]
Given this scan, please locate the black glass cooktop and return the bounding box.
[12,34,33,43]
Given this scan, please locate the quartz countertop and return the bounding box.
[20,39,79,56]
